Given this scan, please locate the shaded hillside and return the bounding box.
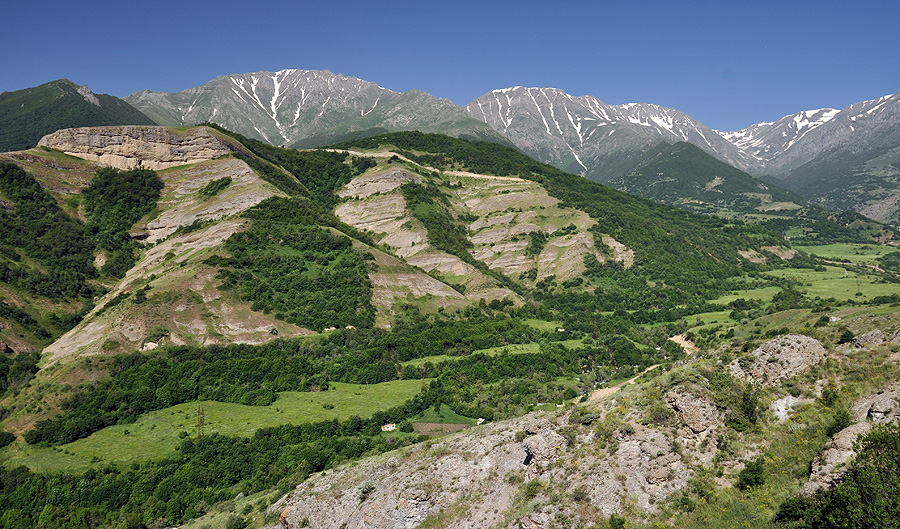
[0,80,155,152]
[611,142,898,243]
[611,142,800,210]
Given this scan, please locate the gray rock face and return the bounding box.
[37,126,234,170]
[802,384,900,495]
[337,168,422,199]
[125,69,506,148]
[730,335,826,387]
[271,406,700,529]
[76,84,101,107]
[852,329,886,348]
[866,395,896,421]
[666,388,721,434]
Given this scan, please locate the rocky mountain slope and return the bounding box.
[718,91,900,223]
[124,69,509,149]
[2,123,900,529]
[0,79,155,152]
[0,125,663,362]
[463,85,900,224]
[13,70,883,223]
[2,127,305,361]
[464,86,748,182]
[719,91,900,177]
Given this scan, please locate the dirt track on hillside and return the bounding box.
[588,364,660,401]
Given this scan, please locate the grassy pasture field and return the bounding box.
[765,265,900,301]
[400,338,586,368]
[2,380,427,473]
[794,243,891,264]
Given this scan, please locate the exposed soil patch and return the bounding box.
[588,365,660,401]
[412,422,471,435]
[669,334,700,355]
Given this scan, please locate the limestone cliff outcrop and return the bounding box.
[37,126,235,170]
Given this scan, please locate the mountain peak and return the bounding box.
[125,69,506,148]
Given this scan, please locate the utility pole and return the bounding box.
[197,403,205,439]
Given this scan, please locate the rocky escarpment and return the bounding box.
[802,383,900,495]
[270,378,726,529]
[37,126,235,170]
[730,335,827,386]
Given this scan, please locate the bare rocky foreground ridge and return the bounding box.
[268,331,900,529]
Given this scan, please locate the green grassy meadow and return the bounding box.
[401,339,585,368]
[765,265,900,301]
[794,243,891,264]
[3,380,428,472]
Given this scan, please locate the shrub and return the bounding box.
[825,408,851,437]
[358,481,375,502]
[521,479,543,500]
[736,457,765,490]
[837,327,854,344]
[0,431,15,448]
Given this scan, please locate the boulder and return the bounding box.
[867,395,896,421]
[666,388,721,434]
[730,335,826,386]
[852,329,885,348]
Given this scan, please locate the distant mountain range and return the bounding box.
[463,86,749,180]
[4,70,900,223]
[123,69,510,148]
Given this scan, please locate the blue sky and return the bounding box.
[2,0,899,131]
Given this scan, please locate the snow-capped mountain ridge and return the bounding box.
[125,69,506,148]
[464,86,750,181]
[715,90,900,175]
[125,69,900,220]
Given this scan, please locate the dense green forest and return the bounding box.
[24,313,550,445]
[0,163,96,299]
[82,167,164,278]
[208,197,376,332]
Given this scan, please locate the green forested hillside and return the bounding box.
[0,80,156,152]
[610,142,800,209]
[607,142,898,243]
[334,131,782,306]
